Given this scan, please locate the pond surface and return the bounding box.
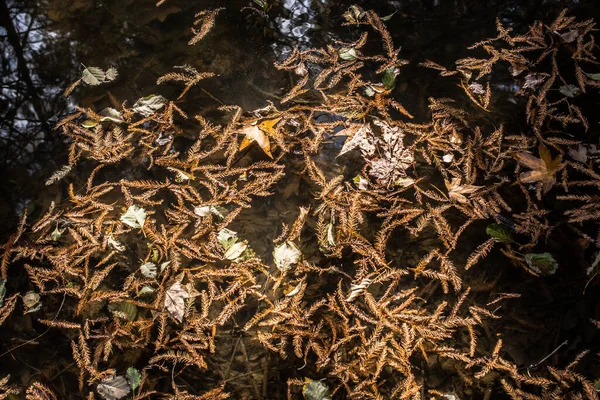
[1,0,600,398]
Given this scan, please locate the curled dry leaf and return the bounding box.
[445,178,482,204]
[164,281,190,323]
[132,95,167,117]
[337,123,376,157]
[346,278,372,302]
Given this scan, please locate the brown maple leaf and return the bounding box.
[515,145,563,194]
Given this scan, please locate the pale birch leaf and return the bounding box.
[140,262,157,279]
[164,282,189,322]
[120,205,147,229]
[273,241,301,272]
[132,95,167,117]
[224,241,248,260]
[82,67,105,85]
[97,375,131,400]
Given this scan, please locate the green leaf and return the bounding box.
[524,253,558,275]
[380,11,397,21]
[584,72,600,81]
[594,379,600,392]
[51,225,64,241]
[0,279,6,307]
[339,47,357,61]
[126,367,142,391]
[486,223,514,243]
[120,205,147,229]
[302,380,331,400]
[559,84,581,98]
[382,67,397,90]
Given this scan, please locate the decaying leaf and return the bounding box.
[273,241,302,272]
[164,281,190,322]
[559,84,581,98]
[218,228,238,249]
[346,278,372,302]
[303,379,331,400]
[140,262,157,278]
[524,253,558,275]
[486,223,514,243]
[238,118,281,158]
[108,235,126,252]
[339,47,358,61]
[132,95,167,117]
[0,279,5,307]
[224,241,248,260]
[337,123,376,157]
[120,205,147,229]
[23,291,41,314]
[97,374,131,400]
[194,205,224,219]
[81,66,118,86]
[515,145,563,194]
[445,178,482,203]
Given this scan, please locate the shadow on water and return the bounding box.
[1,0,600,398]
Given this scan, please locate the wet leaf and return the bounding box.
[50,225,64,241]
[326,223,336,246]
[468,82,485,94]
[108,301,137,321]
[194,205,224,219]
[164,281,189,322]
[132,95,167,117]
[238,125,272,158]
[445,178,481,204]
[515,146,563,194]
[82,66,105,86]
[273,241,301,272]
[140,262,157,279]
[82,119,98,128]
[108,235,125,252]
[224,241,248,260]
[23,291,41,314]
[486,223,514,243]
[382,67,397,90]
[337,124,375,157]
[100,107,124,123]
[218,228,238,249]
[302,380,331,400]
[105,67,118,81]
[380,10,397,21]
[559,30,579,43]
[524,253,558,275]
[0,279,5,307]
[139,285,155,297]
[353,175,368,190]
[559,84,581,98]
[97,374,130,400]
[586,251,600,276]
[522,73,546,90]
[339,47,357,61]
[120,205,147,229]
[126,367,141,391]
[584,72,600,81]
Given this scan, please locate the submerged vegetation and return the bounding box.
[1,2,600,399]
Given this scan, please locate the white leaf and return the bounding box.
[338,124,375,157]
[100,107,123,123]
[164,282,190,322]
[218,228,238,249]
[326,223,336,246]
[120,205,147,229]
[107,235,125,252]
[224,241,248,260]
[23,291,41,314]
[140,262,157,278]
[160,261,171,273]
[82,66,105,85]
[139,285,155,296]
[105,67,118,81]
[132,95,167,117]
[194,205,224,219]
[442,153,454,163]
[273,241,301,272]
[346,278,372,302]
[97,374,131,400]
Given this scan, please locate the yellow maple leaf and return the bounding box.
[238,117,281,158]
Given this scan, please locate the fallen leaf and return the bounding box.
[524,253,558,275]
[445,178,482,204]
[486,223,514,243]
[0,279,5,307]
[126,367,141,391]
[339,47,357,61]
[273,241,302,272]
[164,281,190,322]
[82,66,106,86]
[238,125,273,158]
[23,291,41,314]
[559,30,579,43]
[140,262,157,279]
[97,374,131,400]
[120,205,147,229]
[132,95,167,117]
[515,145,563,194]
[337,124,376,157]
[302,380,331,400]
[224,241,248,260]
[559,84,581,98]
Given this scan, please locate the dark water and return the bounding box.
[1,0,600,397]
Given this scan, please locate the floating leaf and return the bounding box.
[50,225,64,241]
[218,228,238,249]
[224,241,248,260]
[126,367,141,391]
[353,175,368,190]
[302,380,331,400]
[326,223,336,246]
[194,205,224,219]
[132,95,167,117]
[524,253,558,275]
[238,125,273,158]
[82,66,106,86]
[82,119,98,128]
[586,251,600,276]
[164,281,190,322]
[139,285,155,297]
[380,10,397,21]
[97,374,131,400]
[584,72,600,81]
[559,30,579,43]
[486,223,514,243]
[338,47,357,61]
[108,235,125,252]
[23,291,41,314]
[100,107,124,123]
[105,67,118,81]
[382,67,397,90]
[559,84,581,98]
[346,278,372,302]
[108,301,137,321]
[273,241,302,272]
[337,124,376,157]
[445,178,481,204]
[515,145,563,195]
[0,279,5,307]
[120,205,147,229]
[140,262,157,279]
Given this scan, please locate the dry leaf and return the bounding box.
[164,281,190,322]
[445,177,482,203]
[515,145,563,194]
[97,374,130,400]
